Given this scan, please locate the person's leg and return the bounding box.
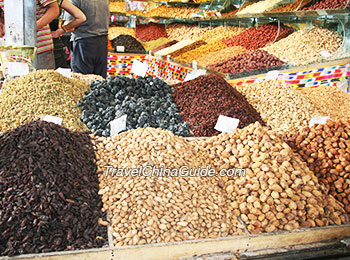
[70,38,95,75]
[36,49,56,70]
[93,35,108,78]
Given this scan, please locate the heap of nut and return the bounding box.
[235,81,323,134]
[198,122,349,233]
[284,120,350,214]
[95,128,246,246]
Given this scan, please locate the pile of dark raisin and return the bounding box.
[79,76,190,137]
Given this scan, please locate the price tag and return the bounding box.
[130,60,148,77]
[7,62,29,77]
[56,67,72,78]
[216,12,222,17]
[116,46,125,52]
[192,60,198,70]
[214,115,240,133]
[337,78,349,93]
[320,51,332,58]
[129,15,136,28]
[40,116,63,125]
[184,69,206,82]
[309,116,330,128]
[265,70,280,81]
[110,115,127,136]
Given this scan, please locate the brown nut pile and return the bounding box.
[176,40,228,63]
[0,70,89,133]
[109,1,126,13]
[284,120,350,214]
[108,26,135,41]
[95,128,246,246]
[166,23,212,42]
[263,28,342,66]
[235,81,323,134]
[198,122,349,234]
[197,46,248,67]
[71,72,104,85]
[300,85,350,121]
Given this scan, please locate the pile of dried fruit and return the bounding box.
[269,0,312,12]
[111,34,146,53]
[109,1,125,13]
[208,50,284,74]
[0,70,88,134]
[300,85,350,121]
[197,46,248,67]
[263,28,342,65]
[0,120,107,257]
[141,38,170,52]
[302,0,348,10]
[169,40,207,58]
[79,76,189,137]
[151,40,178,55]
[284,120,350,214]
[223,23,294,50]
[198,122,349,233]
[235,81,323,134]
[135,23,168,42]
[172,74,265,136]
[96,128,245,246]
[197,26,242,43]
[176,40,227,63]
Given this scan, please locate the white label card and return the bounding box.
[265,70,280,81]
[214,115,240,133]
[110,115,127,136]
[40,116,63,125]
[192,60,198,70]
[56,67,72,78]
[116,46,125,52]
[130,60,148,77]
[184,69,206,82]
[7,62,29,77]
[320,51,332,58]
[317,10,327,16]
[309,116,330,128]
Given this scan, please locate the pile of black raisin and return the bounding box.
[78,76,190,137]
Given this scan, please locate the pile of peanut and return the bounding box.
[166,24,212,42]
[263,28,343,66]
[300,85,350,121]
[95,128,246,246]
[235,81,323,134]
[197,26,242,43]
[198,122,349,233]
[285,120,350,214]
[197,46,248,67]
[109,1,125,13]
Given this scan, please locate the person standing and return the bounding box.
[50,0,86,68]
[0,0,59,70]
[63,0,109,78]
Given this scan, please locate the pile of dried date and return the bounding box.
[284,120,350,214]
[0,120,107,257]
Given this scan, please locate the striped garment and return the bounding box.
[0,0,55,54]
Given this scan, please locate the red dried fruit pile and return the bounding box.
[223,23,294,50]
[135,23,168,41]
[208,50,285,74]
[172,74,265,136]
[303,0,348,10]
